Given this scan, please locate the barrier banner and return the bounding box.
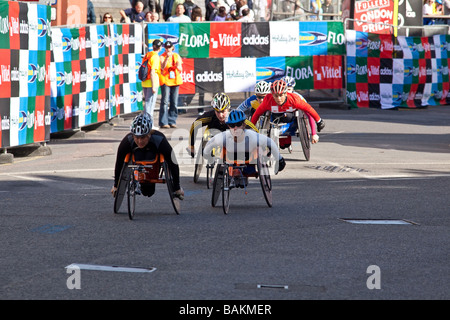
[346,29,450,108]
[145,21,346,59]
[0,1,51,149]
[50,23,143,133]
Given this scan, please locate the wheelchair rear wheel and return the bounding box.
[211,164,224,207]
[127,174,136,220]
[257,157,272,207]
[163,162,180,215]
[297,112,311,161]
[222,165,231,214]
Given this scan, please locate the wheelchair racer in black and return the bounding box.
[111,112,184,199]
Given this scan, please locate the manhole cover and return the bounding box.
[339,219,419,225]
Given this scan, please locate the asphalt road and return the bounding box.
[1,104,449,303]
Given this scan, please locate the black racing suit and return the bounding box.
[114,131,180,197]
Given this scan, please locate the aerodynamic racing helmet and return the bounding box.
[211,92,231,112]
[271,79,288,94]
[255,81,271,95]
[281,76,296,88]
[130,112,152,136]
[226,109,246,125]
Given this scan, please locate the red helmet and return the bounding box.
[271,80,288,94]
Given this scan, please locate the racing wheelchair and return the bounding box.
[210,147,273,214]
[258,110,311,161]
[193,130,221,189]
[114,153,181,219]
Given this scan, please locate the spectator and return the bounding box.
[171,0,186,16]
[205,0,218,20]
[424,0,438,24]
[238,0,255,21]
[159,41,183,129]
[167,3,192,22]
[87,0,96,23]
[145,11,160,21]
[191,6,205,21]
[184,0,199,19]
[141,39,163,126]
[214,6,228,21]
[310,0,323,20]
[252,0,268,21]
[120,0,146,23]
[102,12,114,23]
[163,0,175,20]
[239,7,253,21]
[130,0,161,13]
[322,0,334,20]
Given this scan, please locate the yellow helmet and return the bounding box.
[211,92,231,112]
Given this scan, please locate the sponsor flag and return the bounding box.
[299,22,329,56]
[179,23,210,58]
[269,21,299,57]
[241,22,270,57]
[313,55,343,89]
[285,56,314,90]
[209,22,241,58]
[194,58,223,93]
[224,58,256,93]
[255,56,285,82]
[179,58,195,94]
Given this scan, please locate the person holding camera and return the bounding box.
[159,41,183,129]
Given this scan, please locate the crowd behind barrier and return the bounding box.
[0,1,449,150]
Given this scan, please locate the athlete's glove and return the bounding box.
[186,146,195,158]
[174,187,184,200]
[316,119,325,132]
[276,157,286,174]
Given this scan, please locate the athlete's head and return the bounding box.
[254,80,271,101]
[281,76,296,92]
[226,109,246,138]
[211,92,231,124]
[130,112,152,148]
[271,79,288,106]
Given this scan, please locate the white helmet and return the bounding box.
[255,81,271,95]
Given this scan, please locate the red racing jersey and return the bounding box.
[250,92,321,125]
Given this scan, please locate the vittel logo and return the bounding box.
[181,70,194,83]
[368,65,379,76]
[243,34,269,45]
[196,71,222,82]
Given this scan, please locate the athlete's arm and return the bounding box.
[250,97,269,125]
[113,134,133,188]
[159,137,181,191]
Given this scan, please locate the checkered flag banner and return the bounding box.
[0,1,51,149]
[50,23,143,133]
[346,30,450,109]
